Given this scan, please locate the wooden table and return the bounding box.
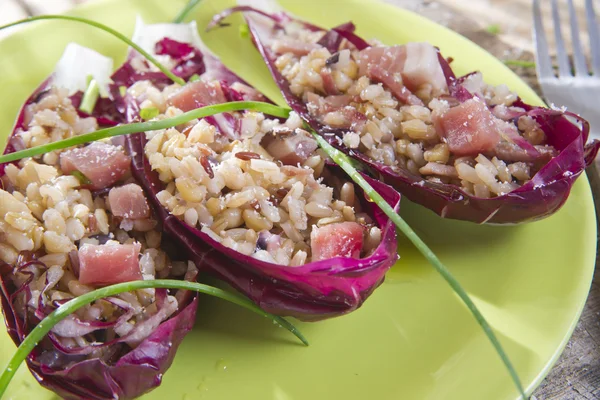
[3,0,599,399]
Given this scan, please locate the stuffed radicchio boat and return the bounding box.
[0,44,198,400]
[209,1,600,224]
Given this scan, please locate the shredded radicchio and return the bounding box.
[0,251,197,400]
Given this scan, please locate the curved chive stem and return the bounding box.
[0,101,290,164]
[174,0,203,23]
[0,279,307,398]
[311,133,527,400]
[0,15,185,86]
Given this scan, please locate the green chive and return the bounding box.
[173,0,203,23]
[0,101,291,164]
[503,60,536,68]
[70,170,92,185]
[189,74,201,82]
[239,24,250,39]
[140,107,160,120]
[485,24,501,35]
[79,77,100,115]
[0,15,185,86]
[309,132,527,400]
[119,85,127,97]
[0,279,307,398]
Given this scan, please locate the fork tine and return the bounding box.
[586,0,600,76]
[551,0,572,76]
[533,0,554,79]
[568,0,588,76]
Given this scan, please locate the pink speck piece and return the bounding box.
[108,184,151,220]
[167,80,227,112]
[310,222,364,261]
[60,142,130,190]
[78,242,142,286]
[435,98,501,156]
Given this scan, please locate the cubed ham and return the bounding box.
[435,98,501,156]
[167,80,227,112]
[264,129,318,166]
[108,184,151,219]
[358,46,402,77]
[78,243,142,286]
[310,221,364,261]
[60,142,131,190]
[401,42,448,95]
[358,43,448,104]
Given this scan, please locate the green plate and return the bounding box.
[0,0,596,399]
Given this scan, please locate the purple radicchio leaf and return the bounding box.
[213,6,600,224]
[0,68,199,400]
[154,38,206,79]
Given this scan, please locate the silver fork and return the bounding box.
[533,0,600,140]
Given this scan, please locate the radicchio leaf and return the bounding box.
[213,6,600,224]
